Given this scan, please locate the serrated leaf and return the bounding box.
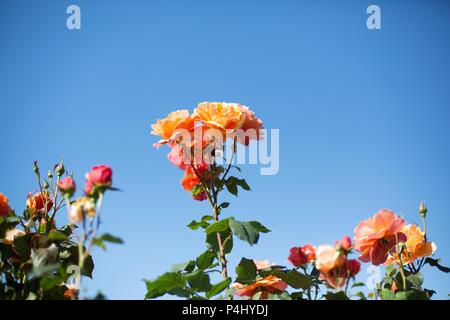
[272,269,312,289]
[235,258,257,284]
[186,270,212,292]
[145,272,187,299]
[229,220,260,246]
[99,233,123,244]
[171,260,195,273]
[47,230,67,241]
[196,251,215,270]
[206,278,231,299]
[205,218,231,234]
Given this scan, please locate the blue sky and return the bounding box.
[1,0,449,299]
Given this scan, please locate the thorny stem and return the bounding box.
[190,139,237,280]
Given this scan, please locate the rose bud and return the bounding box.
[302,244,316,262]
[419,201,427,218]
[85,165,113,188]
[347,259,361,276]
[26,192,53,212]
[338,236,352,251]
[58,177,76,197]
[287,247,308,267]
[193,191,207,201]
[0,192,11,217]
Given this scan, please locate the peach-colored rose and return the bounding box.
[354,209,406,265]
[337,236,352,251]
[151,110,198,148]
[234,275,287,299]
[385,224,437,265]
[0,192,11,217]
[26,192,53,212]
[234,105,264,145]
[193,102,246,134]
[3,228,25,245]
[68,197,96,224]
[315,244,345,273]
[151,109,190,140]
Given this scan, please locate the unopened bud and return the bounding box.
[55,162,65,177]
[33,161,40,175]
[419,201,427,218]
[43,180,49,190]
[47,170,53,180]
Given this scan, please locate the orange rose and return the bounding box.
[234,275,287,299]
[385,224,436,265]
[26,192,53,212]
[151,110,198,148]
[193,102,245,134]
[0,192,11,217]
[354,209,406,265]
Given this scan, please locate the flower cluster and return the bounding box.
[151,102,263,201]
[0,161,121,300]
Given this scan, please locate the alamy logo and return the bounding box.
[66,5,81,30]
[367,5,381,30]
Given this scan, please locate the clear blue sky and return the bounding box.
[1,0,449,299]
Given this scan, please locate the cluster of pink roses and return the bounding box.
[288,236,361,290]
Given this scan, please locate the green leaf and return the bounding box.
[248,221,271,233]
[81,255,95,278]
[47,230,67,241]
[380,289,395,300]
[229,220,260,246]
[235,258,257,284]
[145,272,187,299]
[225,177,251,196]
[407,273,423,289]
[219,202,230,209]
[99,233,123,244]
[225,179,238,196]
[171,260,196,273]
[196,251,216,270]
[92,238,107,251]
[187,215,213,230]
[186,270,212,292]
[14,235,30,260]
[325,291,349,300]
[394,290,430,300]
[272,269,313,289]
[424,257,450,273]
[205,218,231,234]
[351,282,366,288]
[206,278,232,299]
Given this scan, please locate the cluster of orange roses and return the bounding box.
[151,102,263,201]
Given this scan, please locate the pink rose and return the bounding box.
[287,247,308,267]
[347,259,361,276]
[338,236,352,251]
[58,177,76,196]
[85,165,113,187]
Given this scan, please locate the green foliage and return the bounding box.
[235,258,257,284]
[272,269,312,289]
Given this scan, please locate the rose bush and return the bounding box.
[146,102,448,300]
[0,160,122,300]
